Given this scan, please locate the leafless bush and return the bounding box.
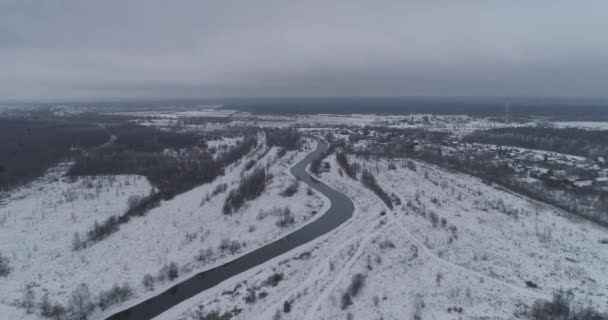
[412,294,425,320]
[98,283,134,310]
[379,240,396,249]
[127,194,146,210]
[283,300,292,313]
[39,293,66,320]
[66,283,94,320]
[72,232,85,251]
[360,170,392,209]
[429,210,439,228]
[21,283,36,314]
[406,160,417,171]
[264,273,284,287]
[223,168,267,214]
[244,288,256,304]
[529,290,608,320]
[280,180,299,197]
[276,207,295,228]
[219,239,242,254]
[195,248,214,263]
[142,274,155,291]
[341,273,366,309]
[190,309,233,320]
[0,251,11,277]
[158,262,179,282]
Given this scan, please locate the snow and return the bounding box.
[0,138,326,320]
[157,152,608,320]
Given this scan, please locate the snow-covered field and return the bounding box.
[0,138,325,320]
[2,113,608,320]
[157,152,608,320]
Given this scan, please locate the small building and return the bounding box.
[574,180,593,188]
[594,177,608,186]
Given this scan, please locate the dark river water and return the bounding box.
[106,137,355,320]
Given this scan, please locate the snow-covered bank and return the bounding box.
[158,152,608,320]
[0,139,326,320]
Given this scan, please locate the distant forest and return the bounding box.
[0,118,109,191]
[465,127,608,160]
[69,124,258,198]
[222,97,608,121]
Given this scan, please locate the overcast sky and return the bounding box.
[1,1,608,100]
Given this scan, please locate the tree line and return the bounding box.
[465,126,608,160]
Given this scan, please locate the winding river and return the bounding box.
[106,138,355,320]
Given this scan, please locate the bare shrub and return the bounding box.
[528,290,608,320]
[195,248,214,263]
[21,283,36,314]
[127,194,146,210]
[429,210,439,228]
[39,293,66,320]
[336,152,357,179]
[98,283,134,310]
[158,262,179,282]
[341,273,366,309]
[264,273,284,287]
[406,160,417,171]
[379,240,396,249]
[280,180,299,197]
[276,207,295,228]
[142,274,155,291]
[223,168,266,214]
[219,239,242,254]
[244,288,256,304]
[72,232,85,251]
[360,170,392,209]
[283,300,292,313]
[412,294,425,320]
[191,309,233,320]
[66,283,94,320]
[0,251,11,277]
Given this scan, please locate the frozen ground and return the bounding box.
[159,151,608,320]
[0,138,325,320]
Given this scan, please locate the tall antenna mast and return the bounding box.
[505,102,510,124]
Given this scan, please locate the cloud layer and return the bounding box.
[2,1,607,100]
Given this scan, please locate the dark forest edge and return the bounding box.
[70,124,260,249]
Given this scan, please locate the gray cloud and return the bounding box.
[1,0,608,100]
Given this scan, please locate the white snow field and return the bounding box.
[0,138,325,320]
[159,152,608,320]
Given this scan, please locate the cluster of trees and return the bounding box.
[336,152,358,179]
[191,310,233,320]
[74,192,164,249]
[360,170,393,209]
[465,126,608,160]
[0,117,109,191]
[413,145,608,225]
[341,273,366,310]
[22,281,134,320]
[280,180,299,197]
[264,127,301,150]
[0,251,10,277]
[223,168,267,214]
[275,207,295,228]
[140,261,180,293]
[97,283,134,311]
[68,124,242,197]
[70,126,259,247]
[529,290,607,320]
[310,143,338,175]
